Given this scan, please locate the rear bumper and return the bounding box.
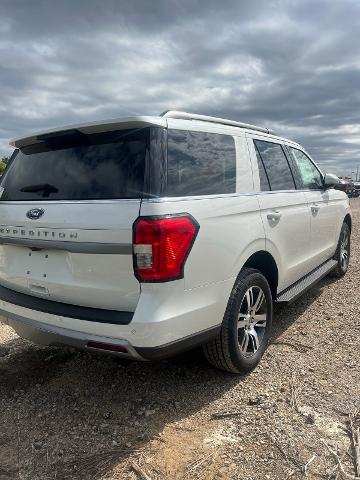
[2,312,220,360]
[0,279,233,360]
[2,312,143,359]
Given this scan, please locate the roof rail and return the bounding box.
[160,110,275,135]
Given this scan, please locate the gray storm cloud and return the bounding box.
[0,0,359,175]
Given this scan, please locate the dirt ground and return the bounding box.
[0,200,359,480]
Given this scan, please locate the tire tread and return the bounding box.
[203,268,268,373]
[330,222,350,278]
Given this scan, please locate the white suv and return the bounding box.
[0,111,351,373]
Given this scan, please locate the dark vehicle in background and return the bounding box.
[353,182,360,197]
[336,178,358,198]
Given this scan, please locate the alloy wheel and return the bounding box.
[340,229,350,270]
[237,286,268,356]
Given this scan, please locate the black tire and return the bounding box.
[202,268,273,373]
[330,222,351,278]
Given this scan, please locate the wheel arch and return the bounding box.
[243,250,279,298]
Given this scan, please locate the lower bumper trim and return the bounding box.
[134,325,221,360]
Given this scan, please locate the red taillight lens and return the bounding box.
[87,341,128,353]
[133,214,199,282]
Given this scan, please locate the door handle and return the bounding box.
[311,203,321,214]
[267,210,282,222]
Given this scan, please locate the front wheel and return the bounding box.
[331,222,351,278]
[202,268,273,373]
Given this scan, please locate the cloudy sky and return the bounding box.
[1,0,360,176]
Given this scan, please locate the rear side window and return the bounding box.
[254,140,295,191]
[254,147,270,191]
[167,130,236,196]
[288,147,323,190]
[0,128,153,201]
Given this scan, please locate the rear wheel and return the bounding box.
[203,268,273,373]
[331,222,350,278]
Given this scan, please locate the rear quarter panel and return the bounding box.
[140,195,265,290]
[145,120,266,291]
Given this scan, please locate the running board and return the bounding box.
[276,259,337,304]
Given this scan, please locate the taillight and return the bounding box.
[133,214,199,282]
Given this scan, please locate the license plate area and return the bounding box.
[0,245,68,286]
[26,249,51,280]
[0,242,140,310]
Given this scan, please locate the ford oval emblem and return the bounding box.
[26,208,45,220]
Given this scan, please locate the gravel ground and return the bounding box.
[0,200,359,480]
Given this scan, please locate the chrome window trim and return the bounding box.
[0,189,325,206]
[143,189,318,202]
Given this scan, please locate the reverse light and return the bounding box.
[133,214,199,282]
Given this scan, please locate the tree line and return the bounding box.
[0,156,10,175]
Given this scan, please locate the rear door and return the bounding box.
[286,146,343,264]
[0,127,155,311]
[247,135,312,292]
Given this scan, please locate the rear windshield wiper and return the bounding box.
[20,183,59,197]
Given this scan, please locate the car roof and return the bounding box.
[10,111,301,150]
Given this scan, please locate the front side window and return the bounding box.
[0,128,153,201]
[167,130,236,196]
[289,147,323,190]
[254,140,295,191]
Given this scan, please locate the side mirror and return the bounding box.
[323,173,340,188]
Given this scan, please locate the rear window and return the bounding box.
[167,129,236,196]
[0,128,153,201]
